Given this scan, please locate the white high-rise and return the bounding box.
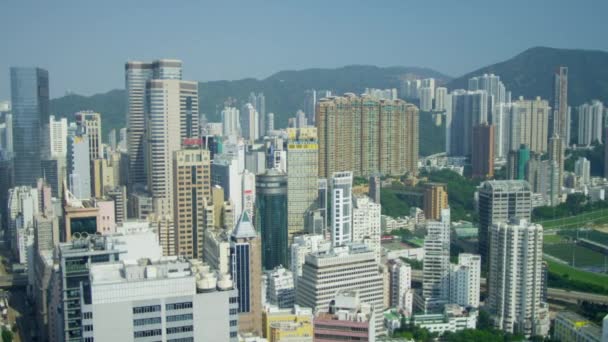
[488,218,548,337]
[221,107,240,137]
[421,208,451,311]
[449,253,481,309]
[49,115,68,159]
[510,97,550,154]
[75,110,103,160]
[329,171,353,247]
[241,103,259,142]
[290,234,331,280]
[145,79,199,217]
[388,259,413,316]
[126,59,182,187]
[352,195,381,263]
[574,157,591,185]
[419,87,434,111]
[434,87,447,111]
[577,100,604,146]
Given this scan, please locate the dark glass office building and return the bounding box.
[10,67,49,186]
[255,169,288,270]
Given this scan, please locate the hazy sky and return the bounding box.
[1,1,607,99]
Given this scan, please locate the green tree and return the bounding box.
[1,327,13,342]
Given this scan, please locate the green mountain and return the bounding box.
[49,65,450,138]
[447,46,608,105]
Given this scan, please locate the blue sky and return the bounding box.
[1,1,607,98]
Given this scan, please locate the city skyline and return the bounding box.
[2,1,608,98]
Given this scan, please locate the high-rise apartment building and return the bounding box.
[267,112,275,132]
[387,259,413,315]
[447,90,489,156]
[241,103,259,142]
[287,128,318,242]
[368,174,381,204]
[423,183,448,220]
[553,66,568,141]
[352,195,381,263]
[509,97,550,154]
[477,180,531,262]
[173,147,211,258]
[222,106,240,137]
[421,209,451,312]
[577,100,604,146]
[290,234,331,280]
[256,169,288,269]
[574,157,591,186]
[75,111,103,160]
[317,94,419,177]
[472,123,495,179]
[125,59,182,187]
[329,171,353,247]
[449,253,481,309]
[249,92,266,137]
[548,134,565,194]
[526,156,560,207]
[145,79,199,217]
[419,87,434,111]
[230,212,263,335]
[296,244,384,333]
[10,67,49,186]
[488,218,549,337]
[49,115,68,159]
[67,134,91,199]
[435,87,448,111]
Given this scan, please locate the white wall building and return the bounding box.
[49,115,68,159]
[574,157,591,186]
[577,100,604,146]
[352,195,381,263]
[290,234,331,280]
[421,208,451,312]
[241,103,259,142]
[330,171,353,247]
[419,87,434,111]
[434,87,447,111]
[449,253,481,309]
[222,107,240,137]
[266,266,295,309]
[388,259,413,316]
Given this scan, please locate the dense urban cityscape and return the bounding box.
[2,2,608,342]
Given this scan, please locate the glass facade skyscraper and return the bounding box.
[10,67,49,186]
[255,169,288,270]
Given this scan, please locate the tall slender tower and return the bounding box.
[423,183,448,220]
[472,123,495,179]
[329,171,353,247]
[548,134,564,194]
[421,208,451,312]
[231,211,263,335]
[125,59,182,188]
[10,67,49,186]
[553,66,568,141]
[256,169,288,269]
[75,111,103,160]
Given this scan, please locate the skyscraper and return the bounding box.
[352,195,382,263]
[419,87,434,111]
[317,94,418,178]
[368,174,381,204]
[477,180,532,262]
[221,106,240,137]
[287,128,318,242]
[434,87,448,111]
[231,211,263,335]
[548,134,564,194]
[145,79,199,217]
[421,208,451,312]
[488,219,548,337]
[553,66,568,141]
[125,59,182,187]
[447,90,489,156]
[574,156,591,185]
[577,100,604,146]
[241,103,259,142]
[449,253,481,309]
[49,115,68,159]
[173,146,211,258]
[472,123,495,179]
[510,97,550,154]
[75,110,103,160]
[256,169,288,269]
[249,92,266,137]
[10,67,49,186]
[423,183,448,220]
[329,171,353,247]
[67,134,91,199]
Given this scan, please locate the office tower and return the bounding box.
[108,128,116,151]
[387,259,413,315]
[212,155,243,221]
[256,169,288,269]
[290,234,331,279]
[507,144,530,180]
[329,171,353,247]
[553,66,568,140]
[49,115,68,159]
[449,253,481,309]
[7,186,39,263]
[548,134,565,194]
[472,123,495,179]
[263,305,313,342]
[173,147,211,258]
[241,103,259,142]
[423,183,448,220]
[488,219,548,337]
[352,195,381,263]
[303,89,317,125]
[266,266,295,309]
[41,157,66,199]
[287,128,318,241]
[493,103,512,159]
[241,170,256,219]
[508,97,550,154]
[118,127,127,152]
[67,134,91,199]
[231,212,263,335]
[421,209,451,311]
[105,186,127,225]
[577,100,604,146]
[477,180,531,263]
[75,111,103,159]
[447,90,488,156]
[222,106,240,137]
[313,290,376,342]
[574,157,591,185]
[435,87,447,111]
[296,244,384,333]
[249,92,266,137]
[146,79,199,217]
[369,174,381,204]
[125,59,182,187]
[267,112,275,132]
[10,67,49,186]
[317,94,419,178]
[293,110,306,128]
[128,191,153,220]
[419,87,434,111]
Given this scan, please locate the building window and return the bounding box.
[134,317,162,326]
[133,305,161,314]
[166,325,193,334]
[230,332,238,338]
[166,314,193,322]
[166,302,193,311]
[167,338,194,342]
[133,329,162,338]
[84,325,93,332]
[83,312,93,319]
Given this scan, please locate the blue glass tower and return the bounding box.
[10,67,49,186]
[255,168,288,269]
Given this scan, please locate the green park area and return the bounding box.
[545,258,608,294]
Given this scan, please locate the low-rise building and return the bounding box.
[553,311,604,342]
[313,290,376,342]
[410,304,477,335]
[262,305,313,341]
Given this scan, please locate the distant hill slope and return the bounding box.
[447,46,608,106]
[49,65,450,137]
